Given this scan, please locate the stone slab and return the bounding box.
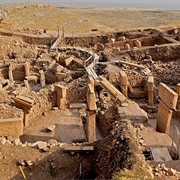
[0,118,23,138]
[119,70,128,86]
[70,103,87,109]
[159,83,178,109]
[62,145,94,151]
[16,95,34,104]
[156,100,173,134]
[150,147,172,162]
[87,111,96,143]
[65,57,73,67]
[56,65,64,73]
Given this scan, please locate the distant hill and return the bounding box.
[0,3,180,33]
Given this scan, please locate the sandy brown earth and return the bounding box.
[0,2,180,180]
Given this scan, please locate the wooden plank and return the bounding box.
[62,145,94,151]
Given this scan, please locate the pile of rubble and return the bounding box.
[151,164,180,179]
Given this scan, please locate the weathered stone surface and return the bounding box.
[48,139,58,147]
[87,111,96,143]
[124,43,131,50]
[65,57,73,67]
[159,83,178,109]
[37,141,47,150]
[0,118,23,138]
[0,137,6,145]
[47,125,56,132]
[95,43,105,51]
[70,103,87,109]
[56,73,66,81]
[56,65,64,73]
[156,100,173,134]
[13,138,21,146]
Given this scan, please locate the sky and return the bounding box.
[0,0,180,10]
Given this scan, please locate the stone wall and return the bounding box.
[27,88,56,122]
[120,43,180,62]
[64,36,109,48]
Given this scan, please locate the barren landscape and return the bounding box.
[0,2,180,180]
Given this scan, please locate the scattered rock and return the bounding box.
[0,137,6,145]
[48,139,58,147]
[14,138,21,146]
[37,141,47,150]
[47,125,56,132]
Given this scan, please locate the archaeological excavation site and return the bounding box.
[0,3,180,180]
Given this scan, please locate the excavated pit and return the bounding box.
[0,27,180,179]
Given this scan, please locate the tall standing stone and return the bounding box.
[24,62,30,77]
[39,70,45,88]
[8,63,13,83]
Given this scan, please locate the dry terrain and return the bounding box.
[0,2,180,180]
[0,4,180,33]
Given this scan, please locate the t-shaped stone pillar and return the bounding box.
[156,83,178,134]
[55,84,67,109]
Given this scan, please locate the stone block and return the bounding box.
[87,111,96,143]
[24,62,30,76]
[150,147,172,162]
[159,83,178,109]
[70,103,87,109]
[87,76,94,89]
[56,73,66,81]
[39,70,45,88]
[55,85,66,98]
[65,57,73,67]
[0,118,23,138]
[25,76,38,83]
[147,76,154,106]
[176,83,180,110]
[156,100,173,134]
[134,40,142,48]
[55,85,67,109]
[124,43,131,50]
[56,65,64,73]
[87,87,97,111]
[119,70,128,97]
